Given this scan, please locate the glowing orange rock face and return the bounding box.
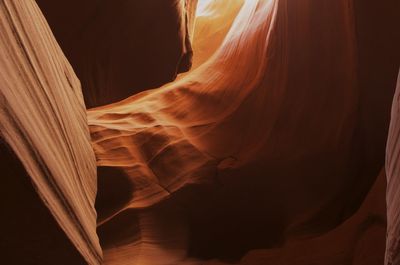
[1,0,399,264]
[87,0,387,264]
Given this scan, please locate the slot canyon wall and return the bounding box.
[386,72,400,265]
[36,0,197,108]
[0,0,101,264]
[86,0,399,264]
[0,0,399,265]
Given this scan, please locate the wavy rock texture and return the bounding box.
[1,0,399,264]
[36,0,198,108]
[0,0,101,264]
[87,0,394,264]
[386,71,400,265]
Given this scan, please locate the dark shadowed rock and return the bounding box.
[37,0,195,107]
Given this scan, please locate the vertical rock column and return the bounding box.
[386,71,400,265]
[0,0,102,264]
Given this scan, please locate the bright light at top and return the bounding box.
[196,0,216,17]
[196,0,259,17]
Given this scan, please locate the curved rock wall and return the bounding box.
[1,0,398,264]
[87,0,380,263]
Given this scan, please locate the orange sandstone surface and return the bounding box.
[0,0,399,265]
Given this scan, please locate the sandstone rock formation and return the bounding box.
[204,169,387,265]
[36,0,198,108]
[87,0,393,263]
[0,0,101,264]
[0,0,399,264]
[386,71,400,265]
